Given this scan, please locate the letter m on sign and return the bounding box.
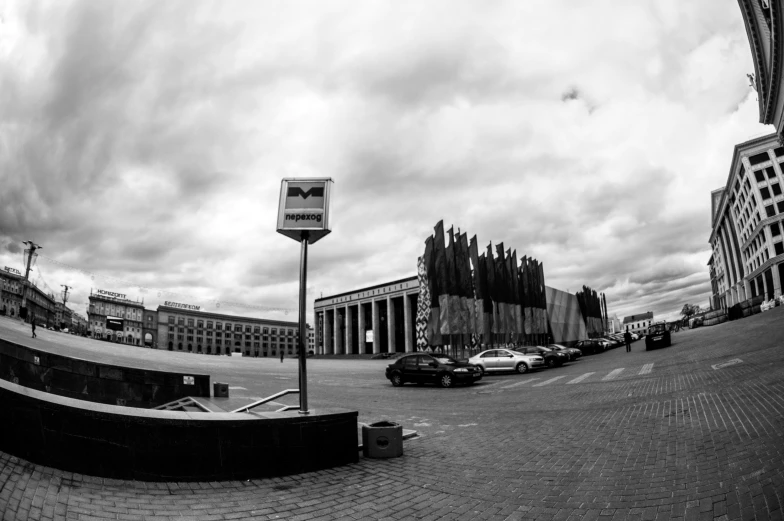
[287,187,324,199]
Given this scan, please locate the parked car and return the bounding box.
[546,344,582,361]
[645,322,672,350]
[385,353,483,388]
[467,348,544,375]
[514,345,569,368]
[598,337,621,349]
[573,339,606,355]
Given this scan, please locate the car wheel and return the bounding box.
[515,362,529,374]
[390,372,404,387]
[546,358,556,368]
[439,373,453,388]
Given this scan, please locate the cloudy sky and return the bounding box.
[0,0,775,325]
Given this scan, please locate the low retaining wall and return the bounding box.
[0,338,209,408]
[0,378,359,481]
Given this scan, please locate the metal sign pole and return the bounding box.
[298,232,310,415]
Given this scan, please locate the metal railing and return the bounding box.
[230,389,301,413]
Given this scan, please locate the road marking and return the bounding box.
[602,368,625,381]
[533,376,566,387]
[566,372,594,384]
[712,358,742,370]
[501,377,539,389]
[639,363,654,375]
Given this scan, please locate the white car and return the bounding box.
[468,348,545,375]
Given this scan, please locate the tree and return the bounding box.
[681,303,699,320]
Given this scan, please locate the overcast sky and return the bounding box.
[0,0,775,325]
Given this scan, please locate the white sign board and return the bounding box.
[276,178,333,244]
[365,330,374,343]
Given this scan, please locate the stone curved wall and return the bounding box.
[0,378,358,481]
[0,338,209,407]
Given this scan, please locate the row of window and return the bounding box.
[167,342,299,355]
[165,316,297,336]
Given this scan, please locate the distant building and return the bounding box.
[608,314,622,334]
[0,267,23,318]
[737,0,784,144]
[307,325,315,353]
[71,312,88,334]
[143,309,158,348]
[88,289,146,344]
[709,133,784,308]
[54,302,74,330]
[622,312,654,336]
[156,304,299,357]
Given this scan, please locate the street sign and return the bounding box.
[276,178,333,244]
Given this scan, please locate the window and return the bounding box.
[224,323,231,331]
[178,318,184,326]
[766,205,777,218]
[207,321,213,329]
[188,319,194,327]
[776,242,784,256]
[760,186,771,200]
[197,320,203,328]
[749,152,770,165]
[766,167,777,179]
[773,183,783,196]
[225,332,231,338]
[216,323,222,330]
[235,324,242,332]
[245,326,251,333]
[254,326,260,333]
[271,328,277,334]
[263,327,269,334]
[772,223,781,236]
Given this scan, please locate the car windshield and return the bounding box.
[649,323,667,333]
[432,355,459,364]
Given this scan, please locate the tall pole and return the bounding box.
[22,241,41,322]
[61,284,71,305]
[298,232,310,415]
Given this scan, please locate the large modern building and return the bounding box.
[709,134,784,308]
[88,289,146,344]
[314,277,420,355]
[738,0,784,144]
[156,303,300,357]
[622,312,654,336]
[314,277,599,355]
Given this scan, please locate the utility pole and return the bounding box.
[61,284,71,305]
[21,240,42,323]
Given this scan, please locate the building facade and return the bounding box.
[88,290,146,344]
[54,302,74,330]
[738,0,784,144]
[622,312,654,336]
[709,134,784,307]
[314,277,420,356]
[0,267,23,318]
[71,312,88,334]
[156,305,300,357]
[143,310,158,348]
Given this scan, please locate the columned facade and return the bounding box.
[313,277,419,356]
[709,134,784,307]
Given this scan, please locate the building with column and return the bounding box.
[88,289,146,344]
[709,133,784,307]
[156,303,299,357]
[738,0,784,144]
[314,277,419,356]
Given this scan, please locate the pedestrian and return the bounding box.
[31,318,37,339]
[280,350,284,363]
[624,328,632,353]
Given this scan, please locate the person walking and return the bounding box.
[31,318,37,339]
[280,350,284,363]
[624,328,632,353]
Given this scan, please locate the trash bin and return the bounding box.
[213,382,229,398]
[362,421,403,458]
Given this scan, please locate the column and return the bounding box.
[372,300,381,354]
[333,307,343,355]
[387,296,396,353]
[403,293,413,352]
[345,304,353,355]
[314,311,320,355]
[324,309,332,355]
[358,303,366,354]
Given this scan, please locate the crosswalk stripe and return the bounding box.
[501,377,539,389]
[639,363,654,375]
[533,376,566,387]
[566,372,594,384]
[602,368,625,381]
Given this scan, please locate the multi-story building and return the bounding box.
[87,289,146,344]
[0,267,24,318]
[622,312,654,336]
[738,0,784,144]
[142,309,158,348]
[156,303,300,357]
[54,302,74,330]
[71,312,88,334]
[307,325,315,353]
[709,134,784,307]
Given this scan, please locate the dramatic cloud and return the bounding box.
[0,0,774,324]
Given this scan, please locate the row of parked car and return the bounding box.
[385,336,631,388]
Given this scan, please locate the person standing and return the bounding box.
[280,350,284,363]
[624,328,632,353]
[31,318,37,339]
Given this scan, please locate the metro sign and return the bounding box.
[277,178,333,244]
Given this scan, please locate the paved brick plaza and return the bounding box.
[1,309,783,521]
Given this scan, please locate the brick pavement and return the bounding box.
[1,309,783,520]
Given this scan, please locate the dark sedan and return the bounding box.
[385,353,482,388]
[514,345,569,368]
[573,339,606,355]
[546,344,582,361]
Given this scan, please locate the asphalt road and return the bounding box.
[1,308,783,520]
